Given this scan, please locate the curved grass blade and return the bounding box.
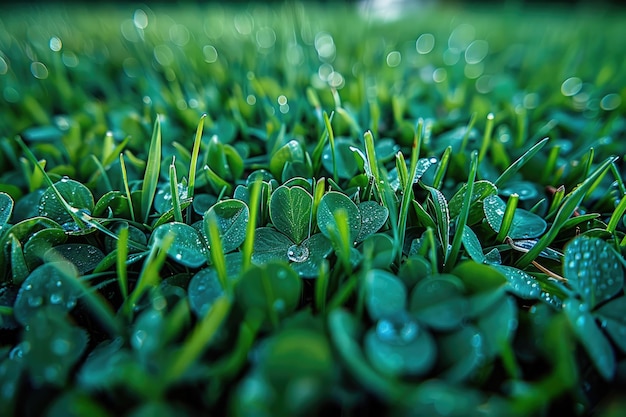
[141,117,162,224]
[445,151,478,272]
[516,156,617,268]
[494,137,549,188]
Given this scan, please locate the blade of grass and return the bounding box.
[241,178,261,270]
[432,146,451,190]
[494,137,549,188]
[516,156,617,268]
[396,121,423,264]
[164,295,230,385]
[323,111,338,183]
[205,210,229,293]
[606,194,626,234]
[141,117,162,225]
[119,153,136,223]
[478,113,495,164]
[187,114,206,201]
[445,150,478,272]
[169,157,183,223]
[496,193,519,243]
[116,224,129,301]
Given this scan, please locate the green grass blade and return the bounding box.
[494,137,549,188]
[164,295,231,385]
[119,153,136,223]
[516,156,617,268]
[169,157,183,223]
[116,224,129,300]
[141,117,162,225]
[445,151,478,272]
[241,178,262,270]
[187,114,206,201]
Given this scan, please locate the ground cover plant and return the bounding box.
[1,1,626,416]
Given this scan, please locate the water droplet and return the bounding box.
[50,293,63,304]
[44,365,59,380]
[576,315,586,327]
[65,298,77,309]
[287,244,309,263]
[28,296,43,307]
[56,280,63,287]
[276,269,288,280]
[24,284,33,291]
[375,313,419,346]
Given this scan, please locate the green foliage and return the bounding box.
[1,2,626,417]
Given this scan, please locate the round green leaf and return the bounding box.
[364,315,436,377]
[475,295,517,359]
[188,253,242,317]
[258,328,334,390]
[355,201,389,243]
[290,233,333,278]
[269,185,313,245]
[438,325,487,383]
[321,138,361,179]
[595,297,626,353]
[563,236,624,309]
[364,269,407,320]
[92,191,130,218]
[269,140,307,180]
[14,262,81,325]
[204,199,249,254]
[449,180,497,224]
[359,233,395,269]
[565,298,616,380]
[251,227,292,264]
[483,195,546,238]
[500,181,539,201]
[409,274,469,330]
[43,244,104,274]
[0,192,13,226]
[317,191,361,243]
[38,178,95,226]
[235,262,301,322]
[22,309,88,386]
[150,222,208,268]
[494,265,542,300]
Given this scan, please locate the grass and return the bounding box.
[1,1,626,416]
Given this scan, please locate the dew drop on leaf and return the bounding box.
[287,243,309,262]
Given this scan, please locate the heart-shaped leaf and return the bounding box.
[204,199,249,254]
[43,244,105,274]
[355,201,389,243]
[483,195,546,239]
[594,297,626,353]
[317,191,361,243]
[364,313,436,377]
[364,269,406,320]
[269,185,313,244]
[251,227,293,264]
[409,274,468,330]
[150,222,208,268]
[563,236,624,309]
[564,298,615,380]
[290,233,332,278]
[0,192,13,226]
[38,178,95,226]
[14,262,81,325]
